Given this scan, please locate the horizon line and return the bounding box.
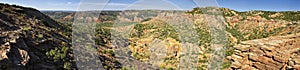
[2,3,299,12]
[39,8,300,12]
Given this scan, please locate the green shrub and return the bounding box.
[225,49,234,56]
[101,50,115,56]
[23,27,32,31]
[37,34,43,39]
[46,46,71,69]
[63,62,71,70]
[198,59,208,63]
[221,62,231,69]
[167,68,176,70]
[46,46,69,62]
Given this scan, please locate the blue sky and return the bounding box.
[0,0,299,11]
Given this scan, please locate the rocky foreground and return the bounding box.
[228,34,300,70]
[0,3,74,69]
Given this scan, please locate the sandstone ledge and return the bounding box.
[228,34,300,70]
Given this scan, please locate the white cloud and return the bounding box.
[80,2,128,6]
[106,3,128,6]
[0,0,187,11]
[67,2,72,5]
[72,0,192,11]
[125,0,182,10]
[76,0,183,10]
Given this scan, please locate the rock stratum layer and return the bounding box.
[228,34,300,70]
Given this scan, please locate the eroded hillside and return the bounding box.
[0,3,74,69]
[42,7,300,70]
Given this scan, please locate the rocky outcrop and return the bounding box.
[228,34,300,70]
[0,3,74,69]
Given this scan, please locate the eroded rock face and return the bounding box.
[228,34,300,70]
[0,3,74,69]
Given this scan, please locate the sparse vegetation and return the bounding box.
[46,46,72,69]
[46,46,69,62]
[221,62,231,69]
[39,6,300,70]
[100,50,115,56]
[23,26,32,31]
